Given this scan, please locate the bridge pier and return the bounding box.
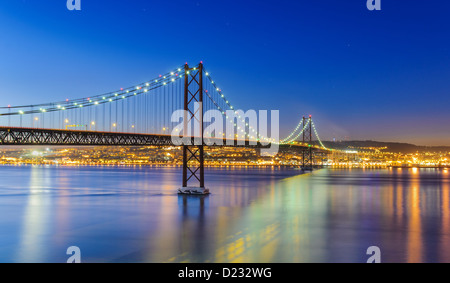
[302,116,313,171]
[178,63,209,195]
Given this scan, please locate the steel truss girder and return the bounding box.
[0,127,173,146]
[0,127,303,149]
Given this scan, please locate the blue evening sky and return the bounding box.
[0,0,449,145]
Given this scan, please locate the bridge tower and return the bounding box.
[179,62,209,195]
[302,116,313,171]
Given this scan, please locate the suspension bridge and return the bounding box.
[0,62,330,194]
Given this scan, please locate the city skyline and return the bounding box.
[0,1,450,145]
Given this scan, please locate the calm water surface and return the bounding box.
[0,165,449,263]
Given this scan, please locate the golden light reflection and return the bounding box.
[8,167,444,263]
[16,166,52,262]
[407,181,423,263]
[153,179,183,262]
[54,170,70,246]
[441,181,450,262]
[396,183,404,220]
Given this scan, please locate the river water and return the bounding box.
[0,165,449,263]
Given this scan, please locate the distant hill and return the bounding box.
[320,140,450,154]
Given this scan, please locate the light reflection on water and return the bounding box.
[0,165,449,263]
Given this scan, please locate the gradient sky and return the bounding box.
[0,0,449,145]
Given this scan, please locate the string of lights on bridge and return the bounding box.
[0,66,186,115]
[203,68,328,149]
[0,62,329,150]
[280,118,311,144]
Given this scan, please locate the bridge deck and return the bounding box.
[0,127,310,149]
